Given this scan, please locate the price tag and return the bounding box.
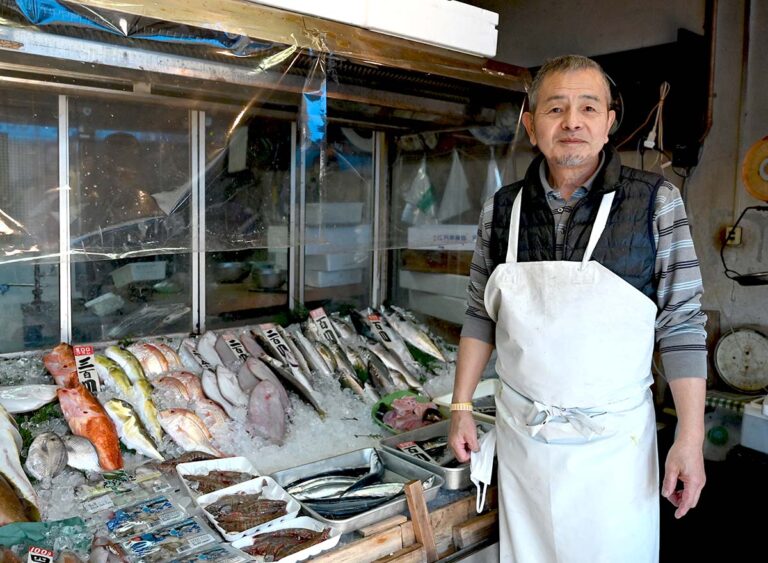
[368,314,392,343]
[27,547,54,563]
[83,494,115,514]
[73,345,100,394]
[259,323,299,368]
[224,336,249,362]
[397,441,436,463]
[310,307,339,344]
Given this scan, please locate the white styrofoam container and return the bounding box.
[366,0,498,57]
[741,397,768,454]
[399,271,469,300]
[176,456,261,499]
[197,476,301,542]
[407,224,477,250]
[305,268,363,288]
[433,378,500,424]
[267,225,372,255]
[231,516,341,563]
[247,0,369,27]
[111,261,166,288]
[305,202,364,226]
[84,292,125,316]
[305,252,369,271]
[409,290,466,325]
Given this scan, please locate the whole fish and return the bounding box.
[104,399,164,461]
[131,379,164,446]
[313,340,337,372]
[168,371,206,401]
[369,342,423,391]
[216,366,248,408]
[344,345,367,374]
[246,380,287,445]
[179,338,213,374]
[93,354,133,397]
[0,405,40,522]
[289,326,333,378]
[361,349,405,395]
[154,376,191,402]
[276,326,311,377]
[128,342,169,377]
[260,354,325,418]
[340,482,405,499]
[57,385,123,471]
[214,333,248,371]
[288,476,358,500]
[158,408,223,458]
[201,369,237,419]
[384,307,446,362]
[193,399,229,427]
[329,344,369,401]
[196,332,223,368]
[0,385,58,414]
[24,432,67,486]
[235,360,260,392]
[104,346,148,385]
[0,473,29,525]
[330,314,362,344]
[42,343,79,388]
[152,342,183,370]
[239,331,265,358]
[62,435,101,473]
[359,309,419,372]
[239,358,290,410]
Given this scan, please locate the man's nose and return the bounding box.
[561,107,582,130]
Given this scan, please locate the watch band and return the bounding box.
[450,402,474,412]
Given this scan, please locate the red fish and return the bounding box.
[42,343,79,388]
[57,385,123,471]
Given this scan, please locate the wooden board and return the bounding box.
[404,481,438,562]
[374,544,427,563]
[309,527,403,563]
[359,515,408,537]
[452,509,499,549]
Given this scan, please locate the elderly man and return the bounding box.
[448,55,707,562]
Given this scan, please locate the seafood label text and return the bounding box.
[262,326,298,367]
[27,547,54,563]
[74,345,100,393]
[190,347,214,370]
[225,337,249,361]
[368,315,392,343]
[310,308,338,344]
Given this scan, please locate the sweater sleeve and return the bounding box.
[460,197,496,345]
[653,182,708,380]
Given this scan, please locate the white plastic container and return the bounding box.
[433,378,499,424]
[231,516,341,563]
[407,224,477,250]
[305,268,363,288]
[176,456,260,498]
[196,476,300,542]
[741,397,768,454]
[84,292,125,316]
[110,261,167,288]
[268,225,372,255]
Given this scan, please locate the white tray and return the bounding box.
[197,476,300,542]
[231,516,341,563]
[433,378,499,423]
[177,456,261,498]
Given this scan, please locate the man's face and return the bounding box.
[522,69,616,169]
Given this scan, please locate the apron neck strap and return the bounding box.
[505,189,616,265]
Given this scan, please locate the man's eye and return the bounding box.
[584,106,596,112]
[548,107,562,113]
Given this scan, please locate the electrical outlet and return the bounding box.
[725,226,742,246]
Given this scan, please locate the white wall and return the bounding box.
[468,0,768,334]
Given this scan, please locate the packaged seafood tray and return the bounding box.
[270,448,444,534]
[433,378,500,424]
[197,476,301,542]
[176,456,261,498]
[231,516,341,563]
[379,418,494,490]
[119,516,219,562]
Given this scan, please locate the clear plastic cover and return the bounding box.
[0,0,526,352]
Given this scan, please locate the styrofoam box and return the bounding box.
[84,292,125,316]
[306,268,363,288]
[247,0,369,27]
[367,0,498,57]
[407,225,477,250]
[197,476,300,542]
[741,397,768,454]
[231,516,341,563]
[268,225,372,255]
[409,290,466,325]
[110,261,166,288]
[176,456,261,499]
[272,252,368,272]
[433,378,500,424]
[305,202,364,226]
[399,271,468,300]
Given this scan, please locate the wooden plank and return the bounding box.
[452,510,499,550]
[359,515,408,537]
[373,543,427,563]
[309,527,404,563]
[430,495,471,554]
[404,481,438,562]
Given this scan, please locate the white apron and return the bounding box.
[482,190,659,563]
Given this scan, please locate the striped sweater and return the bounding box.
[462,158,708,381]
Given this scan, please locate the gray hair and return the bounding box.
[528,55,612,112]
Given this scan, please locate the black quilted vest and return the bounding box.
[489,146,663,300]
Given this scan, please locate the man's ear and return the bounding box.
[606,109,617,141]
[522,112,536,146]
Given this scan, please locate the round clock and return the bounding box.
[714,328,768,393]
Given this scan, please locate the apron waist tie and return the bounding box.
[526,401,606,439]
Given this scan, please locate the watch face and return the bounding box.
[715,329,768,392]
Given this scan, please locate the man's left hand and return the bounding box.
[661,439,706,518]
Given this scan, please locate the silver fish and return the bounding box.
[289,326,333,378]
[340,482,405,499]
[361,349,406,395]
[179,338,212,374]
[360,309,420,372]
[201,369,238,419]
[369,343,423,391]
[0,404,40,521]
[214,333,248,372]
[196,332,223,368]
[24,432,67,486]
[0,385,58,414]
[328,344,367,400]
[158,408,223,457]
[62,435,100,473]
[104,399,164,461]
[288,476,358,500]
[344,345,367,373]
[385,306,447,362]
[215,365,248,409]
[313,340,337,372]
[277,326,312,377]
[260,355,326,418]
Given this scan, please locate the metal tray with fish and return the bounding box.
[196,476,301,542]
[379,418,494,490]
[176,456,261,498]
[231,516,341,563]
[269,448,444,534]
[434,378,500,424]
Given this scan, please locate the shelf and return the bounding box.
[207,283,287,315]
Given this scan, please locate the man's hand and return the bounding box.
[448,411,480,463]
[661,438,706,518]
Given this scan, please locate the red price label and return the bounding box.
[73,345,94,356]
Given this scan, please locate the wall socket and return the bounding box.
[725,226,742,246]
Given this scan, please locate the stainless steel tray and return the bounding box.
[269,447,444,534]
[379,419,494,490]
